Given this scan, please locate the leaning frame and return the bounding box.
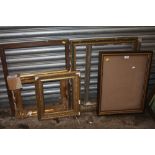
[70,37,141,105]
[12,70,70,118]
[0,39,70,116]
[35,71,80,120]
[98,51,152,115]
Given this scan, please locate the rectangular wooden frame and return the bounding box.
[12,70,70,118]
[70,37,140,105]
[35,71,80,120]
[0,39,70,116]
[98,51,153,115]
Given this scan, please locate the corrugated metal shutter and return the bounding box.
[0,26,155,108]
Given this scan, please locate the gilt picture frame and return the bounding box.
[70,37,140,105]
[0,39,70,116]
[35,71,80,120]
[12,70,70,119]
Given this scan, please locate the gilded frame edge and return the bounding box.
[35,71,80,120]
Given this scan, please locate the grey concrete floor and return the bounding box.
[0,108,155,129]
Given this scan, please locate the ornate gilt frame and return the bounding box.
[35,71,80,120]
[70,37,141,105]
[0,39,70,116]
[12,70,70,118]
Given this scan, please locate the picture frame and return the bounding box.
[98,51,152,115]
[70,37,140,105]
[35,71,80,120]
[0,39,70,116]
[11,70,70,118]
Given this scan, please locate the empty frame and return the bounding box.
[70,37,140,105]
[0,39,70,116]
[98,51,152,115]
[10,70,81,120]
[35,71,80,120]
[11,70,70,118]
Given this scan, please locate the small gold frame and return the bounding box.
[12,70,73,119]
[35,71,80,120]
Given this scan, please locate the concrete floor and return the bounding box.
[0,108,155,129]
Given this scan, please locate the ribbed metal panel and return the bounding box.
[0,26,155,108]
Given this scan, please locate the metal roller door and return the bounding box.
[0,26,155,108]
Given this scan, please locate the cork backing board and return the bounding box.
[98,51,152,115]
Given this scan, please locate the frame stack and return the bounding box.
[0,37,153,120]
[0,39,80,120]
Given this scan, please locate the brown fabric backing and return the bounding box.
[101,54,149,111]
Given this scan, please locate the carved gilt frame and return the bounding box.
[35,71,80,120]
[12,70,70,118]
[0,39,70,116]
[70,37,141,105]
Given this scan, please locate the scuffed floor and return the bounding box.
[0,109,155,129]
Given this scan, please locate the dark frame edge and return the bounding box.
[97,50,153,115]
